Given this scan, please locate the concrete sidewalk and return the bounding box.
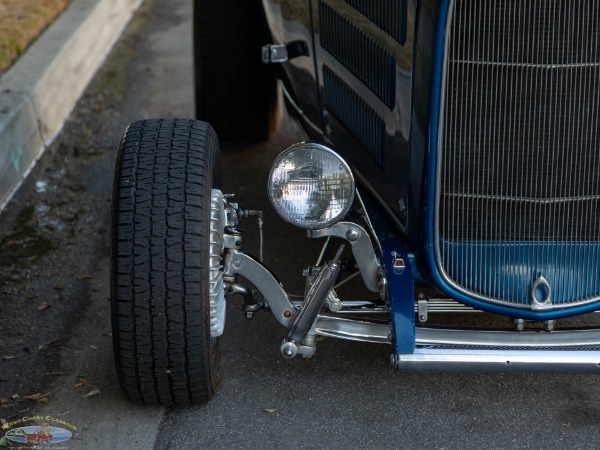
[0,0,142,212]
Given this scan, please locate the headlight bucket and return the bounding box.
[268,142,355,230]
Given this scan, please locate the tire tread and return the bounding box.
[111,119,222,406]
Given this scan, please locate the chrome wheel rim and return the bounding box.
[209,189,226,337]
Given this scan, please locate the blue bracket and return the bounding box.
[380,235,415,353]
[360,190,416,354]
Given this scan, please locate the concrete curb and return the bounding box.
[0,0,142,211]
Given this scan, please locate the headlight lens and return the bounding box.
[268,142,355,230]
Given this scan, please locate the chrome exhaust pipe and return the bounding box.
[392,348,600,373]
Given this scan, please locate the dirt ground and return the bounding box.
[0,0,155,421]
[0,0,72,74]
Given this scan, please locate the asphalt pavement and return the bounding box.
[2,0,600,449]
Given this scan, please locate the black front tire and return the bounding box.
[111,119,224,406]
[193,0,279,143]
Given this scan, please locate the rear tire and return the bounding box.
[193,0,279,143]
[111,119,224,406]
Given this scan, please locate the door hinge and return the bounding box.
[262,40,310,64]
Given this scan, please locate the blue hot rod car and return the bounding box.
[110,0,600,405]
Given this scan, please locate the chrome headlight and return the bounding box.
[268,142,355,230]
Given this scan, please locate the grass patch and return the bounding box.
[0,0,72,75]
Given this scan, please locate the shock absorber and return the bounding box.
[281,244,345,358]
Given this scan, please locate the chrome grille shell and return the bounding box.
[435,0,600,310]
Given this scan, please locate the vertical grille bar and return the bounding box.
[437,0,600,309]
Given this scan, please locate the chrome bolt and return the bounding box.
[515,319,525,331]
[232,259,241,268]
[280,341,297,359]
[330,300,343,312]
[346,229,359,241]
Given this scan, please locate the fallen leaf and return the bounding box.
[74,378,88,388]
[82,388,100,398]
[37,303,51,311]
[23,393,48,401]
[264,408,279,413]
[10,394,18,399]
[1,355,16,360]
[36,398,48,404]
[23,291,38,300]
[76,273,93,280]
[38,344,46,351]
[0,398,9,405]
[47,337,62,347]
